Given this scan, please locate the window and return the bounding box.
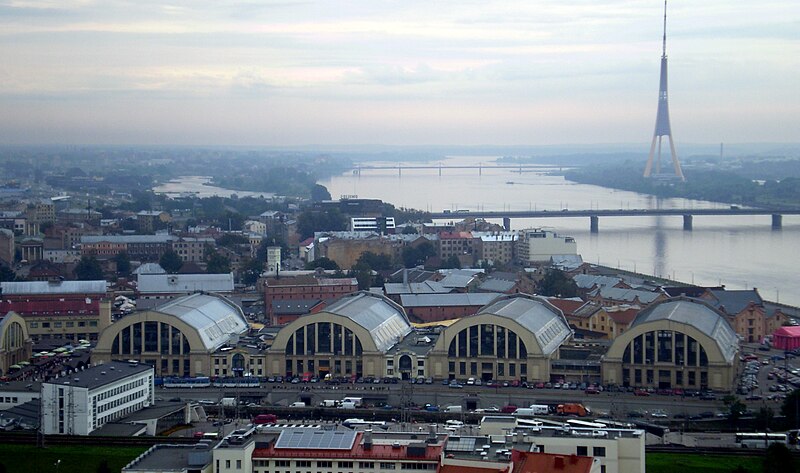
[236,460,242,469]
[317,461,332,468]
[338,462,353,468]
[226,460,231,468]
[380,463,396,470]
[593,446,606,457]
[577,446,588,456]
[359,462,374,469]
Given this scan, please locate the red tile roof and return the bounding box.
[440,465,511,473]
[547,298,585,316]
[606,307,639,326]
[512,451,594,473]
[252,432,444,461]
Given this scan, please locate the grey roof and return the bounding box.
[590,286,662,304]
[384,281,450,295]
[153,293,249,351]
[322,292,412,352]
[0,280,107,295]
[273,299,322,315]
[400,293,502,308]
[573,274,621,290]
[45,361,153,390]
[438,269,482,289]
[707,289,763,315]
[477,278,516,293]
[477,295,573,356]
[133,263,166,275]
[550,254,584,270]
[123,444,212,472]
[138,273,234,294]
[81,234,175,244]
[629,298,738,363]
[90,423,147,437]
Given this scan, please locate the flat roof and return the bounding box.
[124,444,212,472]
[44,361,152,391]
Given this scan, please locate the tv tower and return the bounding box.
[643,0,685,181]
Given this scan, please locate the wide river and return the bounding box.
[319,156,800,307]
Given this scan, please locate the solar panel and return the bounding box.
[445,437,476,452]
[274,429,357,450]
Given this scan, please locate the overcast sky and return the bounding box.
[0,0,797,146]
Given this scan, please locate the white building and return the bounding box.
[266,246,281,273]
[41,361,154,435]
[0,381,40,411]
[350,217,396,233]
[516,229,577,264]
[244,220,267,235]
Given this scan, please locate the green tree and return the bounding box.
[206,250,231,274]
[401,225,418,235]
[356,251,393,271]
[722,394,747,427]
[441,255,462,269]
[112,251,131,275]
[351,262,373,290]
[241,258,263,286]
[537,269,578,297]
[764,442,794,473]
[0,265,15,282]
[781,389,800,428]
[159,249,183,273]
[311,184,332,202]
[305,257,340,271]
[74,256,104,280]
[297,209,347,240]
[755,406,774,432]
[217,233,249,248]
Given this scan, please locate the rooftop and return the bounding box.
[1,280,107,295]
[399,293,502,308]
[123,444,212,472]
[138,273,234,294]
[81,234,175,244]
[152,293,249,351]
[477,295,573,356]
[321,292,412,353]
[45,361,153,391]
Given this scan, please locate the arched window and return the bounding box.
[399,355,412,371]
[623,343,632,364]
[232,353,245,372]
[448,339,456,357]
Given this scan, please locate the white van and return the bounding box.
[289,401,306,408]
[444,405,463,413]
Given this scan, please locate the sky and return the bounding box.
[0,0,798,147]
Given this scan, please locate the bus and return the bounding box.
[735,432,788,448]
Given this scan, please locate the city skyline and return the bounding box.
[0,0,798,146]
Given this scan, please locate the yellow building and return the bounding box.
[0,312,32,377]
[602,297,739,391]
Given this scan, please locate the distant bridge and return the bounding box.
[426,208,800,232]
[351,163,548,175]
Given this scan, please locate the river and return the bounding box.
[319,156,800,307]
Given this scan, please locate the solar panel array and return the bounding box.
[274,429,357,450]
[444,436,477,452]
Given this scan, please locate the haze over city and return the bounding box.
[1,0,798,146]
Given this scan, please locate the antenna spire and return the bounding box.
[662,0,668,57]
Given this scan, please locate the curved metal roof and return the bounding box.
[153,293,248,351]
[477,295,572,356]
[629,298,738,363]
[323,292,411,353]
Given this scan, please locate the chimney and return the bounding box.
[427,425,437,444]
[554,456,565,470]
[363,430,373,450]
[403,268,408,286]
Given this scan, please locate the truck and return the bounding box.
[341,397,363,408]
[319,399,339,408]
[220,397,236,407]
[514,405,549,417]
[444,405,462,413]
[556,403,589,417]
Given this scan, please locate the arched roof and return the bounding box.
[152,293,248,351]
[629,297,738,362]
[476,294,572,356]
[320,291,411,353]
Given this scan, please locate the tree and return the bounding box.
[74,256,104,280]
[311,184,332,202]
[722,394,747,427]
[401,225,418,235]
[159,249,183,273]
[781,388,800,427]
[441,255,462,269]
[241,258,263,286]
[297,209,347,240]
[305,257,340,271]
[0,265,15,282]
[96,460,112,473]
[217,233,249,248]
[351,262,373,290]
[764,442,794,473]
[112,251,131,276]
[401,242,436,268]
[537,269,578,297]
[356,252,393,271]
[755,406,774,432]
[206,250,231,274]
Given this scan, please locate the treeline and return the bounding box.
[565,162,800,209]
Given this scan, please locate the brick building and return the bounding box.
[264,275,358,325]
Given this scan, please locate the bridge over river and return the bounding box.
[427,208,800,232]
